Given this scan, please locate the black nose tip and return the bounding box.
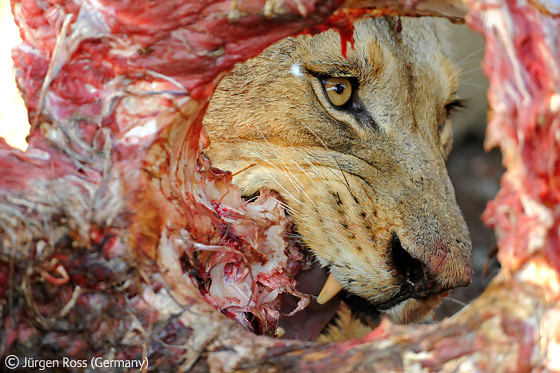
[390,234,425,286]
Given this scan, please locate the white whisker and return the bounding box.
[271,197,297,214]
[256,133,320,208]
[290,159,316,184]
[257,158,303,203]
[455,47,485,67]
[302,157,329,184]
[459,66,483,76]
[260,164,304,205]
[444,297,468,307]
[461,82,488,90]
[279,160,318,208]
[295,123,358,201]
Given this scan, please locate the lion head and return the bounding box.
[203,16,472,339]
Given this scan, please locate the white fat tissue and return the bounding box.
[123,119,158,142]
[202,191,309,333]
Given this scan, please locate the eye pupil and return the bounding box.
[335,84,344,94]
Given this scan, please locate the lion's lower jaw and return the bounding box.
[316,296,446,343]
[383,295,447,324]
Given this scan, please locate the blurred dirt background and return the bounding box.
[0,5,500,320]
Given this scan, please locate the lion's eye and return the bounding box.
[322,77,352,107]
[439,99,465,131]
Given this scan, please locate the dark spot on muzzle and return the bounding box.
[390,234,425,286]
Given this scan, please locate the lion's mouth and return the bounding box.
[193,191,459,341]
[278,234,451,341]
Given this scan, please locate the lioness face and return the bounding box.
[204,17,472,333]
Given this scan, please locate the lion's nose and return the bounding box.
[390,234,471,294]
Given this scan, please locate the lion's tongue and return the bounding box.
[279,261,342,341]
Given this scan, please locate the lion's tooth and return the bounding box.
[316,273,343,304]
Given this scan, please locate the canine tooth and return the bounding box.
[316,273,343,304]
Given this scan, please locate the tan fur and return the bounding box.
[316,303,371,343]
[203,17,472,328]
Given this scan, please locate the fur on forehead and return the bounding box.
[290,17,460,93]
[295,17,443,58]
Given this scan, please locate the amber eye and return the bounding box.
[322,77,352,107]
